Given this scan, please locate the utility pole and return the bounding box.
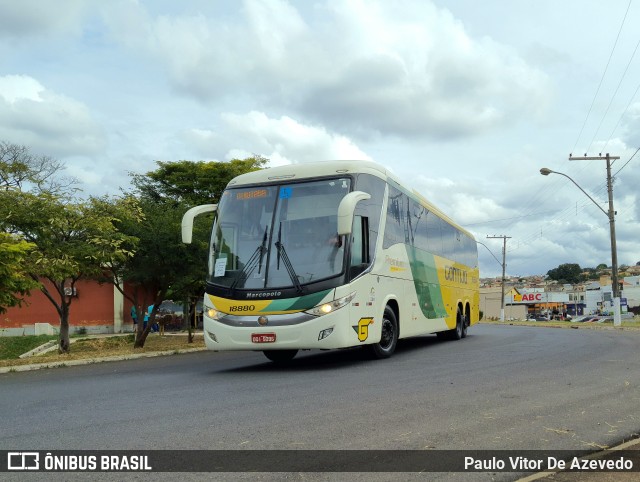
[487,235,511,321]
[569,153,621,325]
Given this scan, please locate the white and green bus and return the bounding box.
[182,160,479,362]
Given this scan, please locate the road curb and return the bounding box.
[516,437,640,481]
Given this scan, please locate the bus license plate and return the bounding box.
[252,333,276,343]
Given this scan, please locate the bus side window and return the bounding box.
[350,215,370,280]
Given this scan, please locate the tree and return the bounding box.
[581,267,599,281]
[119,157,266,348]
[546,263,583,284]
[0,141,76,194]
[102,195,203,348]
[0,233,39,313]
[129,156,267,205]
[0,190,137,352]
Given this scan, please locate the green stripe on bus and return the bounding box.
[262,289,333,312]
[407,246,447,319]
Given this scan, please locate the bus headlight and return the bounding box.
[206,308,226,320]
[305,292,356,317]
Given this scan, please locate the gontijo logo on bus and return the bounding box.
[352,317,374,342]
[444,266,468,284]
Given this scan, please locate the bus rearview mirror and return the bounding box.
[337,191,371,235]
[182,204,218,243]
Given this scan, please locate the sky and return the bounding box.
[1,0,640,278]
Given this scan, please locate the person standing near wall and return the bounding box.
[145,304,159,333]
[131,305,138,333]
[143,305,150,331]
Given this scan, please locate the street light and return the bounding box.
[539,166,621,326]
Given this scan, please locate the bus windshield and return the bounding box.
[207,178,352,290]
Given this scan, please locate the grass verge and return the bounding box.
[0,334,58,360]
[0,333,205,369]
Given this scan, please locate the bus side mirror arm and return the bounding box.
[182,204,218,244]
[337,191,371,235]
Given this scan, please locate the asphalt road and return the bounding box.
[2,324,639,481]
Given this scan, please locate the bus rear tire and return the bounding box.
[438,308,466,341]
[263,350,298,363]
[460,311,468,338]
[367,306,398,359]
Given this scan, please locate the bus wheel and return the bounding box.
[263,350,298,363]
[368,306,398,359]
[460,310,468,339]
[438,308,465,341]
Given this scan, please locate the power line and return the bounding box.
[602,78,640,152]
[587,34,640,153]
[463,210,557,228]
[613,146,640,176]
[571,0,632,155]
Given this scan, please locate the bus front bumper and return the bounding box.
[202,312,367,351]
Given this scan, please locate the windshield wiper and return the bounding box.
[275,222,303,293]
[229,226,268,293]
[257,226,268,274]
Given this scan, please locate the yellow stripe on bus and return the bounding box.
[207,295,301,315]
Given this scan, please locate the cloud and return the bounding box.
[102,0,550,140]
[0,74,43,102]
[182,111,372,166]
[0,0,87,38]
[302,0,550,139]
[0,75,106,157]
[620,102,640,147]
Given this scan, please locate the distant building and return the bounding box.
[479,273,640,320]
[480,287,527,320]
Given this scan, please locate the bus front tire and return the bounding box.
[263,350,298,363]
[368,306,398,359]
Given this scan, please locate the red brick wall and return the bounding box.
[2,279,112,328]
[70,279,115,326]
[1,279,155,330]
